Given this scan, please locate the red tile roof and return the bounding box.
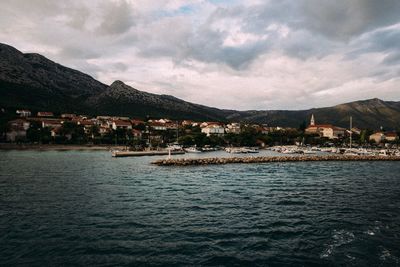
[113,120,132,126]
[37,112,54,117]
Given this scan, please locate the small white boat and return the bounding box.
[184,147,202,153]
[168,144,183,151]
[281,149,296,154]
[226,147,243,154]
[378,150,388,157]
[241,147,259,153]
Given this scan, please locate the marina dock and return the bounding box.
[112,150,185,157]
[152,155,400,166]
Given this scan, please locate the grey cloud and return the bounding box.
[347,27,400,66]
[59,45,101,60]
[96,1,135,35]
[297,0,400,40]
[113,62,128,71]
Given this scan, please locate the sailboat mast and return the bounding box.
[176,120,179,144]
[349,116,352,149]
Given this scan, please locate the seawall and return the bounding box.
[152,155,400,166]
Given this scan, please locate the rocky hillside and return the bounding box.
[233,98,400,129]
[0,43,107,112]
[1,42,400,129]
[86,80,230,121]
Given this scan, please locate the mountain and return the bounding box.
[1,42,400,129]
[0,43,229,121]
[233,98,400,129]
[86,80,230,121]
[0,43,108,113]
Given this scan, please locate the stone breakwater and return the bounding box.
[152,155,400,166]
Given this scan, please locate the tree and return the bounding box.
[178,135,194,146]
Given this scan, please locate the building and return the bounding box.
[37,112,54,117]
[369,132,385,143]
[131,129,142,139]
[150,122,167,131]
[350,127,362,135]
[112,120,132,130]
[252,125,269,134]
[99,126,111,135]
[182,120,193,127]
[131,119,145,126]
[225,123,241,134]
[305,115,345,139]
[77,120,96,134]
[61,114,76,119]
[321,126,346,139]
[16,110,31,117]
[6,119,30,142]
[165,122,178,130]
[41,119,63,129]
[385,132,399,142]
[201,123,225,136]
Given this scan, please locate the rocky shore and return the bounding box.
[0,143,126,151]
[152,155,400,166]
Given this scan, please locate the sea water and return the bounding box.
[1,151,400,266]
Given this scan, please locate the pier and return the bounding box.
[112,150,185,157]
[152,155,400,166]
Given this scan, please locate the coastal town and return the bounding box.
[1,108,399,155]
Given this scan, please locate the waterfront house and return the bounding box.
[305,114,345,139]
[41,119,63,129]
[150,122,167,131]
[226,123,241,134]
[37,112,54,117]
[16,109,31,117]
[201,123,225,136]
[369,132,385,143]
[77,120,95,134]
[306,124,345,139]
[384,132,399,142]
[112,120,132,130]
[6,119,30,142]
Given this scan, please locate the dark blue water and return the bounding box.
[1,151,400,266]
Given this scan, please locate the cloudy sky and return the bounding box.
[1,0,400,110]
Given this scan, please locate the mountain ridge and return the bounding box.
[1,42,400,130]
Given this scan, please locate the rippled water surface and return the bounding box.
[1,151,400,266]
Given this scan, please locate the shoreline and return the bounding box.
[0,143,126,151]
[152,155,400,166]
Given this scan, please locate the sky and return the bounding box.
[1,0,400,110]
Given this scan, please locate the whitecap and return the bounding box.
[320,229,355,259]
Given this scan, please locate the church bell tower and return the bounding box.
[310,114,315,126]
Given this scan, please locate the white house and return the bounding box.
[16,110,31,117]
[112,120,132,130]
[201,123,225,136]
[6,119,30,141]
[369,132,385,143]
[225,123,241,134]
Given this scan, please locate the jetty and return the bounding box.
[152,155,400,166]
[112,150,185,157]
